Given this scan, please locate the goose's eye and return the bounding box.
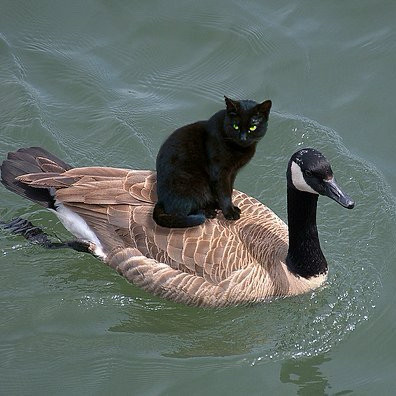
[233,123,239,130]
[304,170,313,177]
[249,125,257,132]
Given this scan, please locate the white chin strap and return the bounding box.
[291,161,318,194]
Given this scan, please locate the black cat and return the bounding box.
[153,96,272,228]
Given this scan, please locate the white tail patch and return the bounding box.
[50,201,106,258]
[291,161,318,194]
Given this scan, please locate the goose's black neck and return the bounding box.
[286,187,327,278]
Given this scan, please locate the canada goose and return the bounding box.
[0,147,354,307]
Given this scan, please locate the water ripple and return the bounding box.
[0,2,395,389]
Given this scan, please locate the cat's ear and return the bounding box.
[224,96,240,114]
[257,100,272,118]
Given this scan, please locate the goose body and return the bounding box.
[0,147,354,307]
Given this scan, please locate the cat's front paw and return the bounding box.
[232,205,241,215]
[223,205,241,220]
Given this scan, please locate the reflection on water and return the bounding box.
[280,355,331,395]
[280,355,353,396]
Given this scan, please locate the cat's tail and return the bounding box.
[153,203,206,228]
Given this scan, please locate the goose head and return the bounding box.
[287,148,355,209]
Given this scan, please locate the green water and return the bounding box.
[1,1,396,394]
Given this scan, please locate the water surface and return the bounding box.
[1,1,396,394]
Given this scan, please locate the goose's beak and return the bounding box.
[323,178,355,209]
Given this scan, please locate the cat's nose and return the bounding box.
[240,132,247,141]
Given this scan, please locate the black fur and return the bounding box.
[153,96,272,228]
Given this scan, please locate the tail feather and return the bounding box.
[9,147,72,171]
[0,147,73,208]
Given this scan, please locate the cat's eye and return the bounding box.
[233,123,239,130]
[249,125,257,132]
